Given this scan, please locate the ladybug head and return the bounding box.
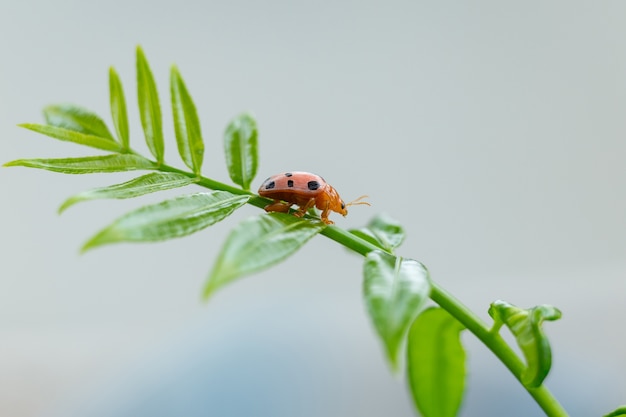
[339,200,348,216]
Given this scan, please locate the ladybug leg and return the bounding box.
[264,200,291,213]
[294,198,316,218]
[320,207,334,225]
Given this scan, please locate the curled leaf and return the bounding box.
[43,104,114,139]
[204,213,324,299]
[223,113,258,190]
[488,300,562,388]
[4,154,157,174]
[363,251,431,370]
[407,307,466,417]
[82,191,249,251]
[59,172,196,213]
[170,65,204,175]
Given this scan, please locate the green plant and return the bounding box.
[4,46,624,417]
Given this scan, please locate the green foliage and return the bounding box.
[136,46,164,163]
[350,213,405,252]
[170,65,204,175]
[109,67,130,149]
[407,307,466,417]
[488,300,562,388]
[204,213,325,299]
[59,172,196,213]
[82,191,249,251]
[19,123,123,152]
[223,113,258,190]
[4,46,589,417]
[363,251,430,370]
[44,104,115,139]
[604,406,626,417]
[4,154,157,174]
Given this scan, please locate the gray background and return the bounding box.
[1,1,625,416]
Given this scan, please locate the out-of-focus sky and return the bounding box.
[1,1,625,416]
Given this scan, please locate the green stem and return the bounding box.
[153,163,568,417]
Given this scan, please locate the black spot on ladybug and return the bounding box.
[265,181,275,189]
[307,180,319,190]
[285,172,293,177]
[287,180,294,187]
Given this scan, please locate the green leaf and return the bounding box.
[604,406,626,417]
[363,251,431,370]
[350,213,405,252]
[82,191,249,251]
[488,300,562,388]
[4,154,157,174]
[19,124,123,153]
[170,65,204,175]
[136,46,164,163]
[204,213,324,299]
[59,172,196,213]
[109,67,130,149]
[43,104,114,139]
[223,113,258,190]
[407,307,466,417]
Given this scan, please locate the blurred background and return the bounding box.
[1,1,625,416]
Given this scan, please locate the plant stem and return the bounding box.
[155,165,569,417]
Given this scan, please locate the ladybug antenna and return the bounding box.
[346,195,370,208]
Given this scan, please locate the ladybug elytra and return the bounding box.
[258,171,369,225]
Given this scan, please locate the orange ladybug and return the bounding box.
[258,171,369,225]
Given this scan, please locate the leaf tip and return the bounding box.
[3,159,21,168]
[58,200,72,215]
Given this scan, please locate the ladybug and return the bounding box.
[258,171,369,225]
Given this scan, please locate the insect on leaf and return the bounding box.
[59,172,197,213]
[204,213,324,299]
[136,46,164,163]
[4,154,157,174]
[109,67,130,149]
[43,104,115,140]
[19,124,123,153]
[363,251,431,371]
[170,65,204,175]
[488,300,562,388]
[82,191,250,251]
[223,113,258,190]
[407,307,466,417]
